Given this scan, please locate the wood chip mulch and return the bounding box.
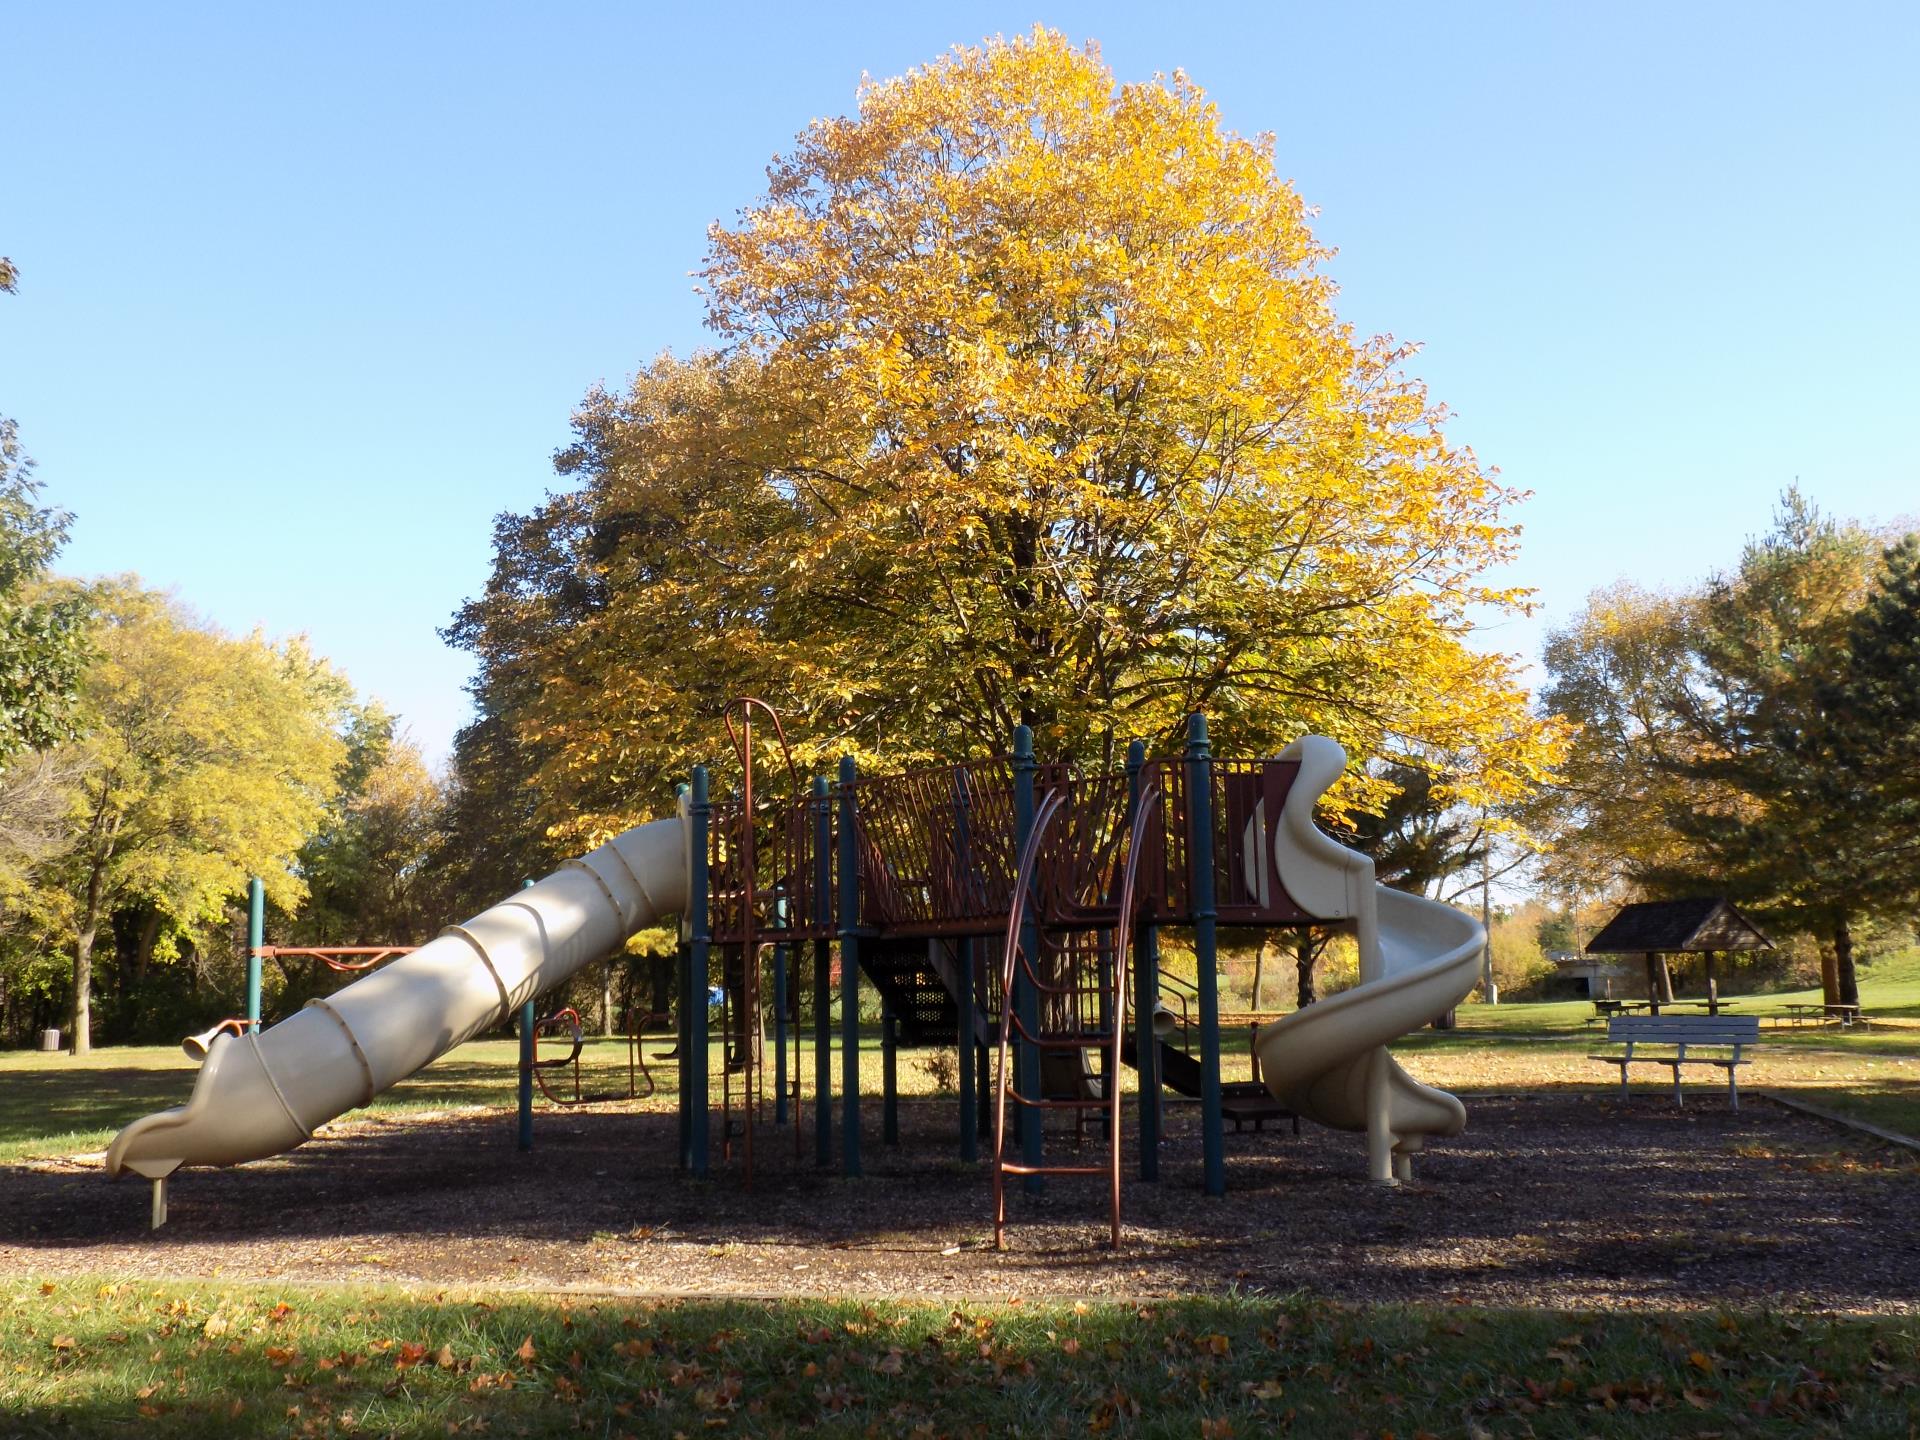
[4,1092,1916,1313]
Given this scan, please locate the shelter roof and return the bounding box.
[1584,897,1773,955]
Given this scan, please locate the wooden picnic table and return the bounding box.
[1588,998,1650,1023]
[1775,1002,1869,1029]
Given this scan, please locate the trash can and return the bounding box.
[40,1029,60,1052]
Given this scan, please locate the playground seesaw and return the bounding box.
[105,714,1486,1245]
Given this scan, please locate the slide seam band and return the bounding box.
[595,838,660,923]
[303,997,377,1107]
[563,857,627,929]
[245,1032,313,1142]
[439,923,516,1022]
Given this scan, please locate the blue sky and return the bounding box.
[5,2,1916,765]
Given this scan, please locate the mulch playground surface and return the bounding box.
[3,1091,1916,1313]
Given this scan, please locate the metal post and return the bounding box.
[688,766,712,1178]
[1186,713,1225,1198]
[676,939,692,1168]
[517,998,535,1153]
[1011,724,1043,1192]
[773,944,788,1127]
[813,776,833,1167]
[956,937,977,1163]
[674,784,691,1170]
[837,755,862,1178]
[246,877,265,1030]
[516,876,536,1153]
[1481,834,1498,1005]
[1127,741,1161,1181]
[882,1002,899,1145]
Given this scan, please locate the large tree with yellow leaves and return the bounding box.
[453,31,1560,847]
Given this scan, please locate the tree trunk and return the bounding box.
[1294,931,1317,1009]
[1833,914,1860,1008]
[1643,952,1675,1012]
[1820,940,1841,1008]
[134,908,160,983]
[1250,934,1270,1012]
[71,868,107,1055]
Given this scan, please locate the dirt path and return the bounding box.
[3,1093,1915,1313]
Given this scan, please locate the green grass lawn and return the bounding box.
[6,1280,1915,1439]
[0,1029,970,1165]
[0,1041,550,1166]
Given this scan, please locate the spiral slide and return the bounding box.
[1250,738,1487,1183]
[104,813,689,1188]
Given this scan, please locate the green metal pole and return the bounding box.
[1186,713,1226,1197]
[517,998,536,1153]
[676,940,692,1168]
[1011,724,1043,1193]
[688,766,712,1178]
[813,776,833,1167]
[948,774,980,1163]
[674,784,691,1170]
[246,877,264,1030]
[881,1002,899,1145]
[956,937,977,1163]
[773,943,788,1127]
[517,876,536,1153]
[1127,741,1161,1180]
[837,755,862,1178]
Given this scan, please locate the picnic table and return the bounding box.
[1774,1002,1870,1029]
[1588,998,1650,1022]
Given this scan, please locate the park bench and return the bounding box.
[1589,1014,1760,1109]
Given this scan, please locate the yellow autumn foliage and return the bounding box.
[458,31,1562,847]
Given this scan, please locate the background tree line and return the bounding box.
[1537,491,1920,1005]
[0,262,492,1051]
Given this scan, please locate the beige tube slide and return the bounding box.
[105,814,689,1181]
[1250,737,1486,1183]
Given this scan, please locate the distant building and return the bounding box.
[1550,950,1629,999]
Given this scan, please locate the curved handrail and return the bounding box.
[990,785,1068,1244]
[532,1007,587,1105]
[256,945,416,974]
[531,1005,655,1107]
[1101,780,1161,1248]
[720,696,803,1192]
[992,779,1160,1251]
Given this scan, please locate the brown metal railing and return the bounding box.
[992,779,1160,1251]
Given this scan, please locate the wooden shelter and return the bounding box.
[1585,898,1772,1014]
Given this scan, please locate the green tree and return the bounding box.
[1540,492,1910,1006]
[56,582,349,1051]
[291,706,447,947]
[0,256,92,763]
[1537,583,1706,894]
[1654,495,1886,1004]
[1816,535,1920,888]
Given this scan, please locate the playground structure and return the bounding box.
[105,711,1487,1244]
